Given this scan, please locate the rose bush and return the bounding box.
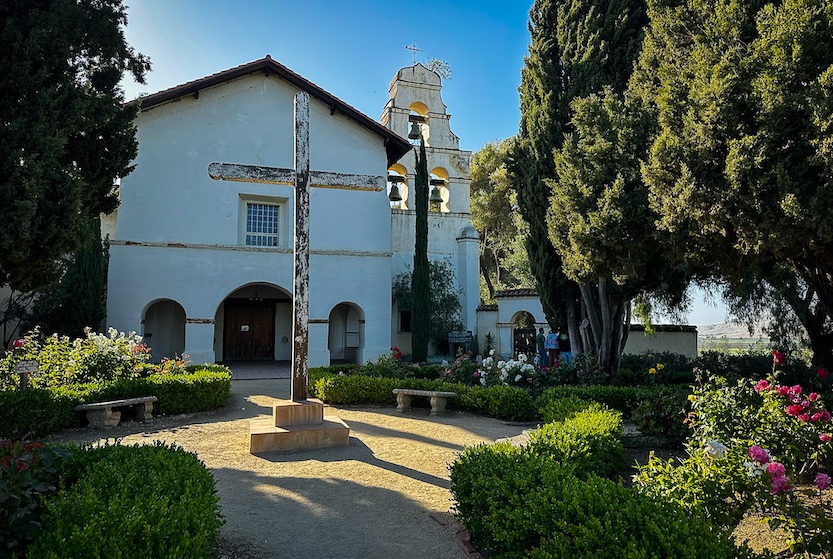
[637,352,833,557]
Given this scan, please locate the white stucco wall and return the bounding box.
[107,73,394,365]
[624,328,698,358]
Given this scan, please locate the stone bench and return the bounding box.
[392,389,457,416]
[75,396,158,428]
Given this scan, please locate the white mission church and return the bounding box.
[104,56,479,366]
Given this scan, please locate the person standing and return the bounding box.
[536,327,547,367]
[545,329,560,367]
[558,333,572,364]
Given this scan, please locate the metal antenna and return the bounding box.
[405,43,422,64]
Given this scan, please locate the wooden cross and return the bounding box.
[208,91,385,401]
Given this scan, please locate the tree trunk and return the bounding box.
[578,277,630,378]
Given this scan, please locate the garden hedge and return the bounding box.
[0,366,232,438]
[450,431,767,559]
[26,442,222,559]
[309,372,537,421]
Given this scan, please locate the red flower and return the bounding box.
[754,379,770,392]
[818,367,829,379]
[821,433,832,443]
[799,413,811,422]
[12,339,22,349]
[809,392,820,402]
[771,350,786,366]
[776,386,790,396]
[786,404,801,417]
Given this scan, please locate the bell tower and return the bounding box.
[380,64,472,213]
[382,63,479,342]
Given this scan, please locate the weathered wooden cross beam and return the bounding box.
[208,91,384,402]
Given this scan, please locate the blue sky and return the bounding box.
[120,0,729,326]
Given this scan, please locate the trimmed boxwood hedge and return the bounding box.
[0,366,232,438]
[450,428,766,559]
[309,372,537,421]
[27,442,222,559]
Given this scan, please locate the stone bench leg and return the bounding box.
[134,401,154,422]
[86,408,121,428]
[396,393,412,412]
[429,396,447,416]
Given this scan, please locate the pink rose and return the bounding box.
[818,367,829,379]
[772,350,786,366]
[799,413,811,422]
[749,445,770,464]
[473,371,480,379]
[821,433,832,443]
[767,462,786,477]
[789,385,802,397]
[754,379,770,392]
[777,386,790,396]
[770,475,791,494]
[823,412,831,422]
[812,412,824,422]
[816,473,832,490]
[809,392,820,402]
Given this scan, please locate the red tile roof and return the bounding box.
[133,55,412,167]
[494,288,539,298]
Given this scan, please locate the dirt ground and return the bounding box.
[51,379,533,559]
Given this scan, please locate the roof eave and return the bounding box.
[135,56,412,167]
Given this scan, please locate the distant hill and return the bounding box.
[697,322,766,339]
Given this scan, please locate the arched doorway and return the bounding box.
[512,311,536,359]
[216,284,291,361]
[328,303,364,364]
[142,299,186,362]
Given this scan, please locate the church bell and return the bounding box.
[388,174,405,202]
[429,178,445,204]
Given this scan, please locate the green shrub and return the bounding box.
[450,442,557,550]
[449,441,761,559]
[28,442,222,559]
[537,385,644,418]
[538,396,598,423]
[0,368,231,438]
[526,407,625,479]
[524,474,766,559]
[0,389,78,438]
[311,374,398,404]
[309,372,537,421]
[630,385,691,445]
[468,385,536,421]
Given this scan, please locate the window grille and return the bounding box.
[245,203,279,247]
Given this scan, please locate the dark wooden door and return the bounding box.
[223,300,276,361]
[513,328,536,359]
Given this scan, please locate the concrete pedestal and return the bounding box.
[249,398,349,453]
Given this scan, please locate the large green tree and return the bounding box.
[0,0,149,292]
[514,0,650,371]
[26,217,108,339]
[550,89,689,373]
[637,0,833,330]
[469,139,533,301]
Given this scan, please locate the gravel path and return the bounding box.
[52,379,532,559]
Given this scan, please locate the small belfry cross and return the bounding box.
[405,43,422,64]
[208,91,385,402]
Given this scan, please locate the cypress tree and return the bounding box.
[29,217,108,338]
[513,0,648,369]
[411,138,430,362]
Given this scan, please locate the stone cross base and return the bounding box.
[249,398,349,453]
